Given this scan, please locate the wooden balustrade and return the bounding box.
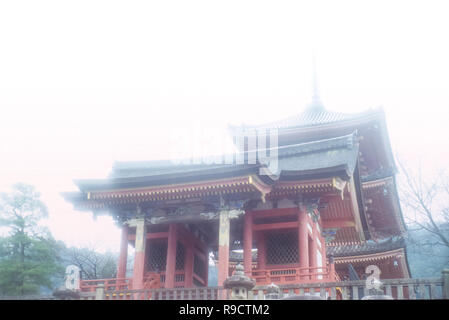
[250,277,444,300]
[149,271,186,285]
[79,278,132,292]
[251,265,336,284]
[4,273,446,300]
[79,286,226,300]
[78,276,445,300]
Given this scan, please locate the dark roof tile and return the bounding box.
[326,237,406,257]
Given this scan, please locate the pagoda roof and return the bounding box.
[231,106,384,131]
[229,104,405,241]
[71,132,359,192]
[276,132,358,181]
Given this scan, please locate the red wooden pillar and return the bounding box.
[329,255,336,281]
[217,209,230,287]
[165,224,178,288]
[117,224,129,280]
[243,211,253,276]
[298,207,309,279]
[132,218,146,290]
[309,224,318,280]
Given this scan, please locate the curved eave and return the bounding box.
[333,247,406,264]
[60,191,85,202]
[74,164,267,192]
[72,163,356,199]
[279,164,352,181]
[362,177,407,237]
[267,177,347,200]
[333,248,410,278]
[64,174,274,210]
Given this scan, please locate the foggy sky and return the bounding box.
[1,1,448,252]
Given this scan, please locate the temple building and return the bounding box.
[62,85,410,294]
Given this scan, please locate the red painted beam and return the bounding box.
[249,207,299,218]
[252,221,299,231]
[128,231,169,241]
[147,232,169,239]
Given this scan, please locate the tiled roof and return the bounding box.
[109,161,247,179]
[276,132,358,180]
[234,106,382,130]
[107,132,359,180]
[326,237,406,258]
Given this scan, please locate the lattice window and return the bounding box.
[265,230,299,265]
[175,242,185,270]
[146,239,167,272]
[193,254,206,279]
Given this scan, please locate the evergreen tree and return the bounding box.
[0,183,63,296]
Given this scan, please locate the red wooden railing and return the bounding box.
[79,278,132,292]
[251,265,337,285]
[79,265,334,295]
[79,272,189,298]
[144,271,189,288]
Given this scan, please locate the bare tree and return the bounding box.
[63,244,117,280]
[398,158,449,249]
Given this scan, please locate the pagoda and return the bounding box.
[62,80,410,294]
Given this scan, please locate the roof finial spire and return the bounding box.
[307,51,325,111]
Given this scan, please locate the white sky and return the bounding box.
[1,1,448,252]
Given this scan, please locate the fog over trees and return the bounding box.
[398,160,449,278]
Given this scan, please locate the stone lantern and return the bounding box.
[265,283,281,300]
[223,263,256,300]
